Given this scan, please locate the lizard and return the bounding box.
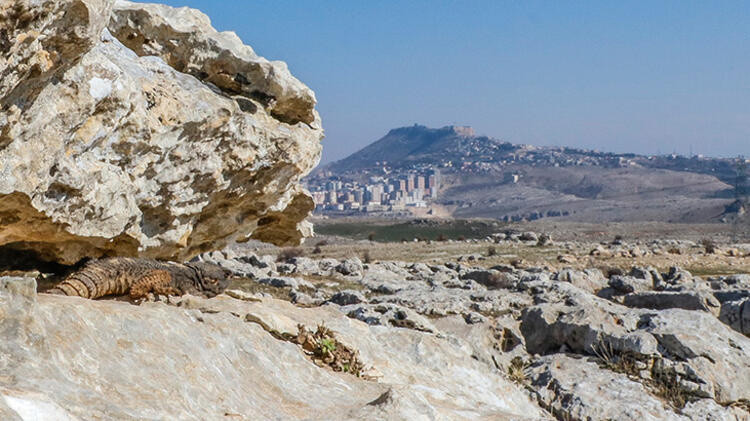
[46,257,233,299]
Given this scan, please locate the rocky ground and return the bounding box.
[1,1,749,420]
[4,231,746,420]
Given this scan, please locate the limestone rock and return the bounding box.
[520,280,750,403]
[328,289,367,306]
[527,355,686,421]
[520,281,659,357]
[341,303,437,333]
[555,268,606,293]
[682,399,750,421]
[718,298,750,336]
[0,277,544,420]
[640,309,750,402]
[109,0,316,126]
[258,276,314,290]
[0,0,322,264]
[622,291,721,316]
[336,258,364,277]
[609,275,652,294]
[461,269,514,289]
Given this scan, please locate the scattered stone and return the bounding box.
[287,257,321,275]
[328,290,367,306]
[519,232,538,242]
[342,303,436,333]
[290,291,324,307]
[520,283,658,357]
[641,309,750,402]
[258,276,314,290]
[555,268,606,294]
[336,258,364,277]
[556,254,577,264]
[536,233,553,246]
[609,275,652,294]
[463,312,487,325]
[224,289,262,302]
[460,270,515,289]
[0,276,545,420]
[662,266,693,286]
[590,245,613,257]
[622,291,721,316]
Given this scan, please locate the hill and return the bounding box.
[327,125,508,172]
[312,125,748,224]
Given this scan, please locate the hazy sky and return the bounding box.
[155,0,749,163]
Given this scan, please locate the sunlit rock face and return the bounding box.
[0,0,323,264]
[0,276,544,420]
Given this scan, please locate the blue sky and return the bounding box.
[155,1,749,163]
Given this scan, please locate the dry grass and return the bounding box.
[507,356,529,384]
[591,341,641,378]
[590,342,693,411]
[648,368,690,411]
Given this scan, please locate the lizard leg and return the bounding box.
[129,270,173,299]
[152,283,180,297]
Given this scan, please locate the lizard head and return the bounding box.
[188,262,233,297]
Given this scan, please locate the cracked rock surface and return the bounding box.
[0,276,543,421]
[195,245,750,421]
[0,0,322,264]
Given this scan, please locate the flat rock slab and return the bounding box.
[0,277,544,420]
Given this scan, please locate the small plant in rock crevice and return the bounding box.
[287,324,369,378]
[591,341,641,378]
[648,364,693,411]
[591,341,694,411]
[507,356,529,384]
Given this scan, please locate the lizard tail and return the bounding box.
[48,275,97,298]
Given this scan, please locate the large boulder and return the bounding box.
[0,0,322,264]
